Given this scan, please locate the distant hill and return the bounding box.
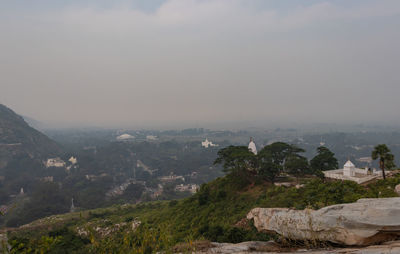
[0,104,61,169]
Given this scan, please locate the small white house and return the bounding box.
[201,138,218,148]
[45,158,66,168]
[69,156,78,165]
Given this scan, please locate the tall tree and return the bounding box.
[257,142,306,182]
[310,146,339,172]
[371,144,395,180]
[214,146,257,177]
[257,150,281,183]
[260,142,305,169]
[284,154,310,181]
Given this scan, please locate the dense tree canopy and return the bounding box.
[215,142,314,184]
[259,142,304,166]
[7,182,69,227]
[284,154,310,180]
[257,150,281,183]
[310,146,339,172]
[214,146,257,176]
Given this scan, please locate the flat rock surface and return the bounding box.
[247,198,400,246]
[193,240,400,253]
[203,241,282,253]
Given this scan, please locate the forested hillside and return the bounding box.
[7,173,400,253]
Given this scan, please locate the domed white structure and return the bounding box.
[248,138,257,155]
[343,160,356,177]
[116,134,135,141]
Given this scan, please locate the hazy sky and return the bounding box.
[1,0,400,128]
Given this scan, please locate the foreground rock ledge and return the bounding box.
[247,197,400,246]
[192,240,400,253]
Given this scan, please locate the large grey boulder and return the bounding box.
[247,198,400,246]
[190,240,400,253]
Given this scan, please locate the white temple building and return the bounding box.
[248,138,257,155]
[323,160,382,184]
[201,138,218,148]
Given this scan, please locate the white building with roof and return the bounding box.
[45,158,66,168]
[343,160,356,177]
[201,138,218,148]
[323,160,382,184]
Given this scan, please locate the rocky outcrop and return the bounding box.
[247,198,400,246]
[204,241,281,253]
[192,240,400,253]
[0,104,61,169]
[179,241,283,253]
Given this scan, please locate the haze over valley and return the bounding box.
[1,1,400,253]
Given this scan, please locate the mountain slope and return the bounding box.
[0,104,61,169]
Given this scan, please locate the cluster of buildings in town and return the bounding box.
[45,156,77,170]
[43,153,200,202]
[175,183,199,193]
[40,137,387,206]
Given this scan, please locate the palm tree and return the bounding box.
[371,144,395,180]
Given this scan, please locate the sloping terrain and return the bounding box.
[6,175,400,253]
[0,104,61,169]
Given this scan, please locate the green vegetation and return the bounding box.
[6,142,400,252]
[6,182,70,227]
[214,142,324,185]
[7,173,400,253]
[310,146,339,172]
[1,107,399,253]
